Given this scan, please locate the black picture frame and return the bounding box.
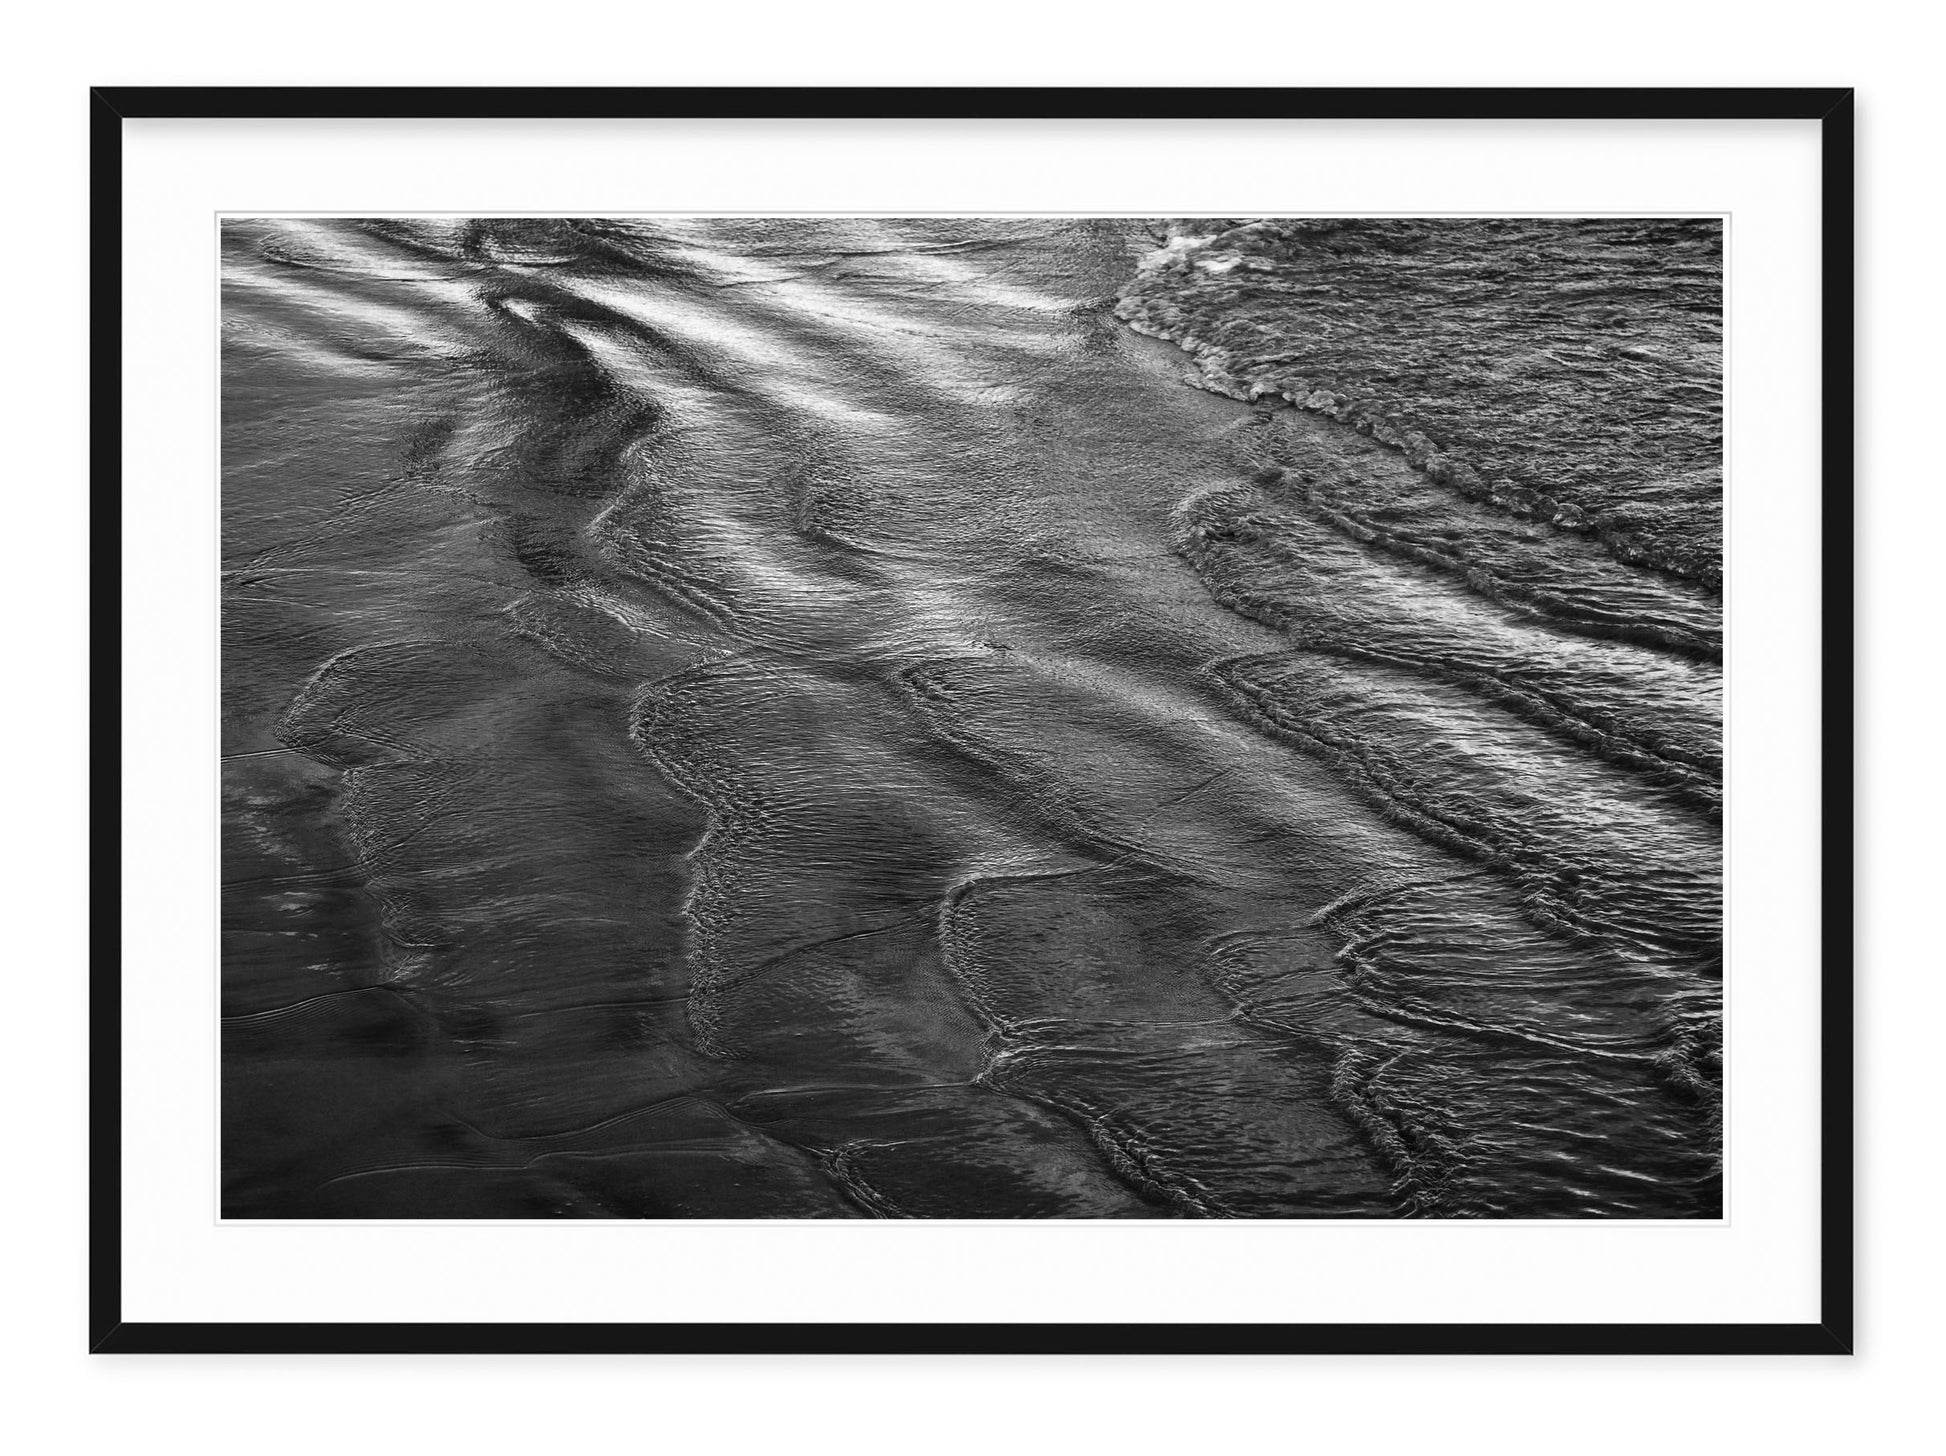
[91,84,1855,1357]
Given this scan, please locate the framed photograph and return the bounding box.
[95,85,1853,1354]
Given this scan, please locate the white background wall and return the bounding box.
[4,4,1931,1451]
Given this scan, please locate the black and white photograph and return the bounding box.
[220,213,1725,1222]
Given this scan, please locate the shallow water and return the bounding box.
[221,216,1720,1218]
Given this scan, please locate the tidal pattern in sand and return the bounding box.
[221,217,1722,1219]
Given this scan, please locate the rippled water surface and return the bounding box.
[222,217,1721,1218]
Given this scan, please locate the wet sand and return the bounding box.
[221,217,1720,1218]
